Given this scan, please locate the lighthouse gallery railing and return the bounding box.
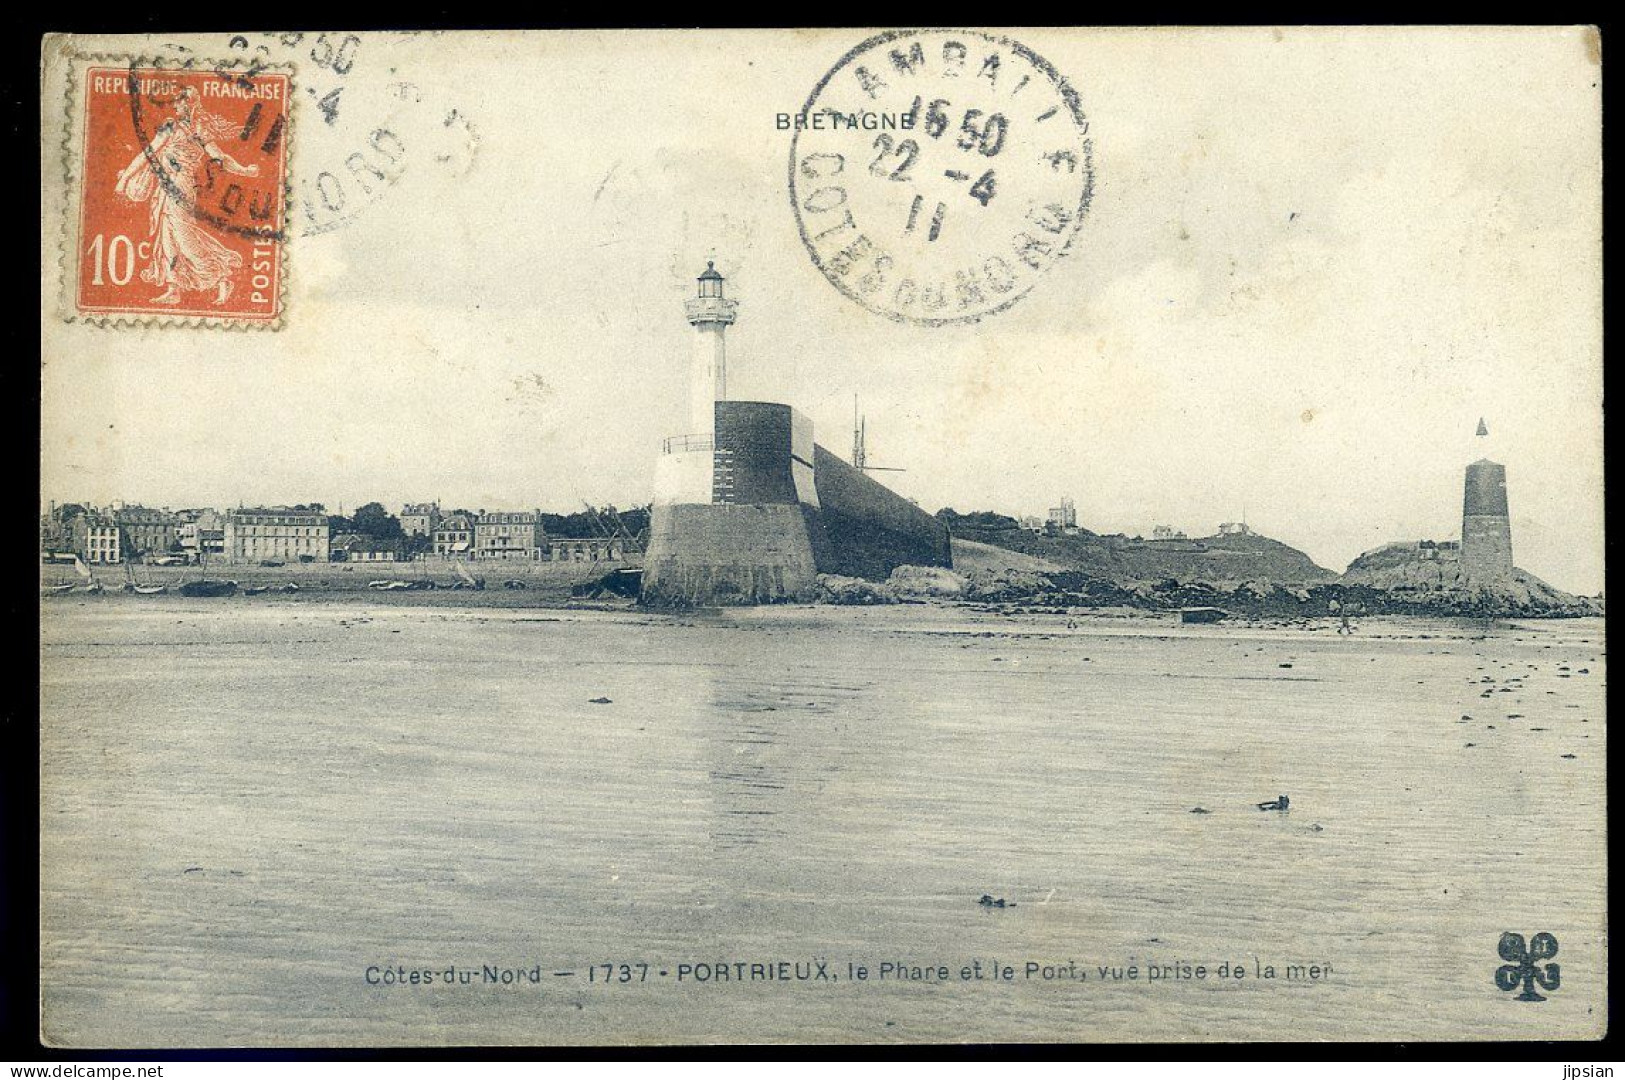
[661,434,715,455]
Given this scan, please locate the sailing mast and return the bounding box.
[850,395,905,473]
[852,395,866,470]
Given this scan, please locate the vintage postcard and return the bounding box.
[37,28,1603,1047]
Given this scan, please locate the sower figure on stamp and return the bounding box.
[114,86,258,306]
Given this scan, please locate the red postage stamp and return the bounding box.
[72,63,290,325]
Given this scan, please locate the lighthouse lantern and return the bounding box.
[698,261,724,298]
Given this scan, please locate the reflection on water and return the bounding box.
[709,682,790,848]
[707,677,859,849]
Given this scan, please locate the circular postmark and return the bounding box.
[789,29,1094,325]
[218,32,480,238]
[124,60,289,244]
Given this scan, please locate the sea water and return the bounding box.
[38,601,1607,1044]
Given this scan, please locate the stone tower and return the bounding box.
[1460,418,1513,584]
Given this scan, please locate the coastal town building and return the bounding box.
[433,513,476,556]
[1417,539,1460,559]
[1152,525,1188,541]
[223,507,330,563]
[1047,498,1077,531]
[400,502,441,538]
[1217,521,1252,536]
[331,533,404,562]
[113,506,179,557]
[40,506,73,554]
[176,509,226,560]
[1358,539,1464,563]
[80,516,122,564]
[545,537,627,562]
[475,511,544,560]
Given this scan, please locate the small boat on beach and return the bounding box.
[571,566,644,599]
[179,579,239,597]
[55,554,104,593]
[177,550,238,597]
[123,561,166,595]
[451,561,485,591]
[1179,606,1229,624]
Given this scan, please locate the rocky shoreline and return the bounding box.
[816,564,1604,619]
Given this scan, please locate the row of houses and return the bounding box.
[392,503,541,558]
[395,504,632,562]
[42,503,629,564]
[426,510,629,561]
[41,505,226,565]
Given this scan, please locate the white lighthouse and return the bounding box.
[684,262,738,436]
[653,261,739,507]
[642,257,954,605]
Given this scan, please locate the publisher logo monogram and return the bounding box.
[1496,932,1560,1002]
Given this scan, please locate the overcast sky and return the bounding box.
[41,28,1604,594]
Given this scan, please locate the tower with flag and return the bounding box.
[1461,418,1513,584]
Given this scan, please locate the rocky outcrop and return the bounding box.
[862,560,1600,619]
[934,529,1599,618]
[887,565,969,598]
[947,526,1337,587]
[1339,543,1601,617]
[814,574,899,605]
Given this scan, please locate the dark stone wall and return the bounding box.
[1461,458,1513,582]
[713,401,800,505]
[643,400,950,603]
[811,444,952,580]
[1463,459,1508,516]
[1462,515,1514,581]
[642,502,822,605]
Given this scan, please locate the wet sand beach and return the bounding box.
[39,600,1606,1045]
